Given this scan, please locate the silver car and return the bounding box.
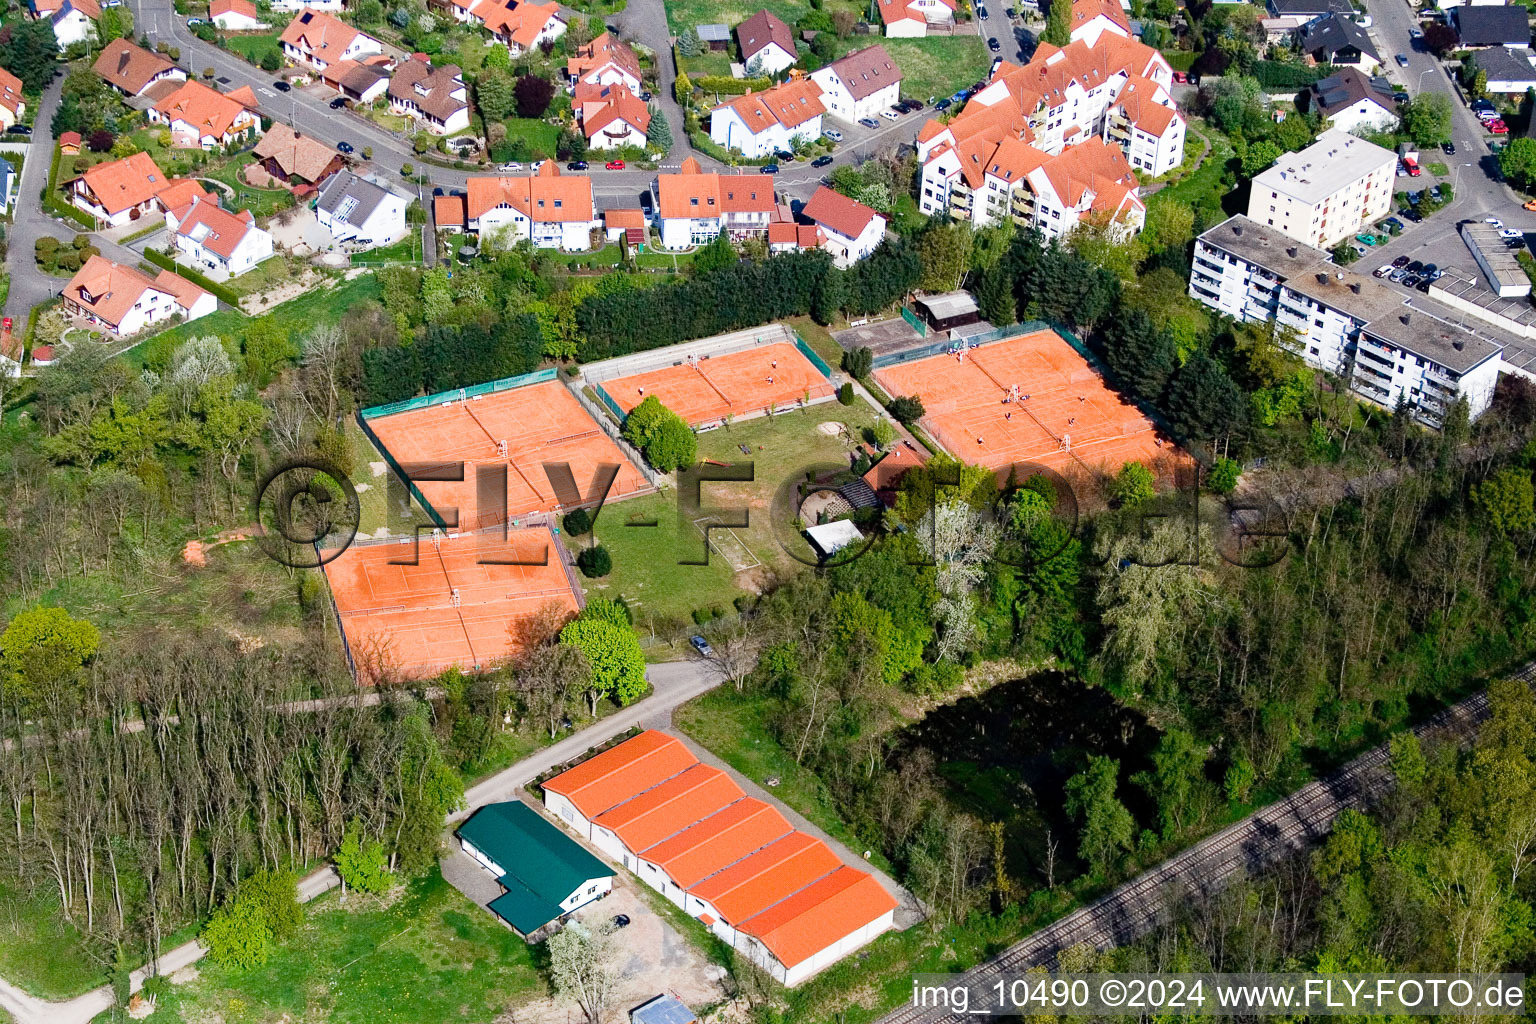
[824,128,844,142]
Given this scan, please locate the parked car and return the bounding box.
[566,159,588,170]
[978,3,988,14]
[824,128,844,142]
[1402,274,1421,288]
[640,90,652,102]
[1422,263,1439,277]
[760,163,778,173]
[690,635,715,657]
[1172,71,1188,84]
[531,160,545,172]
[1373,264,1393,278]
[1409,27,1423,39]
[1485,217,1504,229]
[638,190,653,211]
[1390,268,1408,282]
[1407,260,1425,274]
[4,124,29,135]
[812,154,834,167]
[605,158,625,169]
[432,186,445,197]
[1441,141,1456,154]
[1396,53,1409,66]
[900,99,923,112]
[988,36,1001,51]
[329,97,347,109]
[1384,217,1405,232]
[858,117,880,129]
[1006,6,1017,16]
[336,141,354,153]
[880,109,900,120]
[1427,269,1445,282]
[1392,255,1410,268]
[1524,198,1536,212]
[1490,121,1509,134]
[500,161,523,171]
[1401,208,1423,222]
[1356,233,1379,246]
[1416,278,1432,292]
[1406,190,1423,204]
[186,16,203,25]
[272,80,291,92]
[1402,157,1421,176]
[1501,228,1524,240]
[935,99,952,111]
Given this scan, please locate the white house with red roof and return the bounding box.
[709,78,825,158]
[61,256,215,337]
[809,45,902,124]
[34,0,99,50]
[914,0,1180,233]
[566,32,642,92]
[281,9,384,71]
[449,0,565,56]
[801,186,887,267]
[0,68,24,131]
[654,157,780,249]
[575,81,649,150]
[737,9,797,76]
[210,0,267,30]
[164,195,275,276]
[466,162,598,250]
[875,0,955,37]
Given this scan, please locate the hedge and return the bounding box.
[142,248,243,307]
[1160,49,1197,72]
[686,130,772,166]
[1252,60,1326,89]
[695,75,773,95]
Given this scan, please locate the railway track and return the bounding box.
[877,667,1530,1024]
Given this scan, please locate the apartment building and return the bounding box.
[465,162,598,250]
[1190,215,1506,424]
[654,158,779,249]
[914,0,1180,234]
[1246,129,1395,250]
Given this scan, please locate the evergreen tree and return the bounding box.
[1163,351,1248,445]
[646,103,671,152]
[1100,309,1177,401]
[1043,0,1072,45]
[0,19,58,92]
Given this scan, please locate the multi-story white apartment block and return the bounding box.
[914,0,1180,236]
[1190,216,1507,425]
[1246,129,1396,250]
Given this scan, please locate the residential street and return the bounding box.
[5,75,72,327]
[0,656,724,1024]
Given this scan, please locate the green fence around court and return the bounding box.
[360,366,558,419]
[592,382,626,422]
[792,333,834,378]
[354,411,448,531]
[870,319,1078,369]
[900,305,929,338]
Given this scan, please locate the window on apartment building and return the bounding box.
[1311,347,1319,356]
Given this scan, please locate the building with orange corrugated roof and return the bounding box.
[801,186,886,267]
[164,195,275,276]
[0,67,23,131]
[709,78,825,159]
[914,0,1180,234]
[653,157,779,250]
[543,731,899,986]
[93,39,186,98]
[465,162,598,250]
[68,152,207,227]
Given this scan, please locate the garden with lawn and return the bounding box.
[880,37,992,102]
[223,31,283,68]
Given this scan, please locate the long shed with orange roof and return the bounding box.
[543,731,899,986]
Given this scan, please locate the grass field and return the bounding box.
[134,867,543,1024]
[665,0,865,33]
[351,235,425,266]
[567,400,879,626]
[0,876,106,999]
[501,118,561,159]
[880,37,992,102]
[224,31,282,67]
[203,153,297,218]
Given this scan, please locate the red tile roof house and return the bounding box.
[566,32,642,92]
[164,195,276,277]
[574,81,649,150]
[210,0,267,30]
[708,77,825,159]
[736,9,798,76]
[0,67,24,132]
[147,79,264,149]
[447,0,566,57]
[542,731,900,987]
[875,0,956,38]
[33,0,99,50]
[466,162,599,251]
[388,57,471,135]
[801,186,887,268]
[92,38,187,98]
[252,124,347,187]
[61,255,216,337]
[280,8,384,72]
[654,157,780,250]
[808,45,903,125]
[68,152,209,228]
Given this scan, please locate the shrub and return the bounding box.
[621,394,696,472]
[837,382,855,405]
[576,544,612,577]
[1207,457,1240,494]
[562,507,592,536]
[1111,461,1156,507]
[260,50,282,71]
[842,346,873,378]
[888,394,925,424]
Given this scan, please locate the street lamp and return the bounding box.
[1417,67,1437,93]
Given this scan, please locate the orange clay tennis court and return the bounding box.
[323,529,579,682]
[363,380,649,530]
[601,342,834,426]
[872,329,1184,476]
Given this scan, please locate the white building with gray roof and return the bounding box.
[314,172,408,250]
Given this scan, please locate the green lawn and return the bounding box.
[224,32,282,67]
[0,876,105,999]
[568,400,879,627]
[351,235,425,266]
[880,37,992,103]
[501,118,561,159]
[678,50,736,80]
[133,867,544,1024]
[665,0,865,34]
[203,153,297,217]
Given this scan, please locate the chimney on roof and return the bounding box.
[1400,313,1411,326]
[1287,246,1298,257]
[1350,282,1360,293]
[1453,340,1465,351]
[1233,223,1242,236]
[1335,271,1344,280]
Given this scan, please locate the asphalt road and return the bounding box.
[4,76,76,328]
[876,663,1533,1024]
[0,655,724,1024]
[1358,0,1535,272]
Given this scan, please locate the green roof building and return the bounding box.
[455,800,614,937]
